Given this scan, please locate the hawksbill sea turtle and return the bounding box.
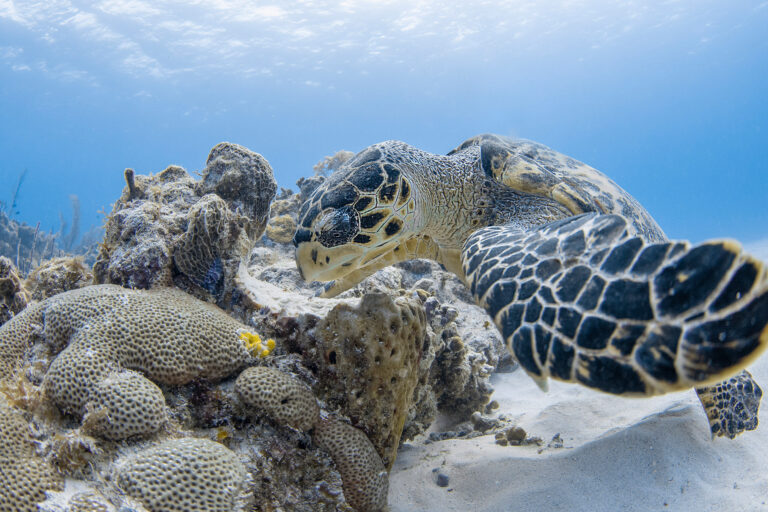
[292,134,768,439]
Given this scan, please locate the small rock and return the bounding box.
[469,411,499,432]
[506,426,527,445]
[436,473,450,487]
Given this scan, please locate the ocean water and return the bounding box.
[0,0,766,252]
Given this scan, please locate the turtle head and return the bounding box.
[293,144,420,295]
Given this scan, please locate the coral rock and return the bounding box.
[94,143,276,303]
[305,293,426,469]
[199,142,276,239]
[0,256,29,326]
[173,194,250,292]
[265,214,298,244]
[116,437,252,512]
[25,256,93,301]
[235,366,320,432]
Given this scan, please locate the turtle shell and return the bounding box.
[449,134,666,243]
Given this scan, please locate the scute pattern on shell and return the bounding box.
[697,370,763,439]
[463,212,768,397]
[116,438,251,512]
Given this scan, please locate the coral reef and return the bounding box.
[24,256,92,301]
[0,143,512,512]
[0,400,64,512]
[93,142,276,304]
[0,256,28,326]
[115,437,252,512]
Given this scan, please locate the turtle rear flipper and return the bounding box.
[462,212,768,396]
[696,370,762,439]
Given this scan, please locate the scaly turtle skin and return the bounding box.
[293,134,768,438]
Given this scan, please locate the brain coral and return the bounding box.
[314,417,389,512]
[116,437,251,512]
[94,142,276,302]
[0,401,64,512]
[236,366,320,432]
[0,283,267,440]
[81,370,167,440]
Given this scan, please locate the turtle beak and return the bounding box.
[294,241,365,283]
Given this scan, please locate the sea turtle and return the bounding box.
[292,134,768,439]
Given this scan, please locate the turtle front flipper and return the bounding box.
[462,212,768,397]
[696,370,762,439]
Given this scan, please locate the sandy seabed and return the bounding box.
[389,355,768,512]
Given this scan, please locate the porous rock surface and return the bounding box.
[286,292,426,469]
[93,142,276,305]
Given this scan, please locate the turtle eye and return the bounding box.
[315,205,360,248]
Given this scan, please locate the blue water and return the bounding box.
[1,1,766,247]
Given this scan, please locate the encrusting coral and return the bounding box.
[115,437,252,512]
[233,363,390,511]
[280,292,426,470]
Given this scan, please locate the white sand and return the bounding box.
[390,356,768,511]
